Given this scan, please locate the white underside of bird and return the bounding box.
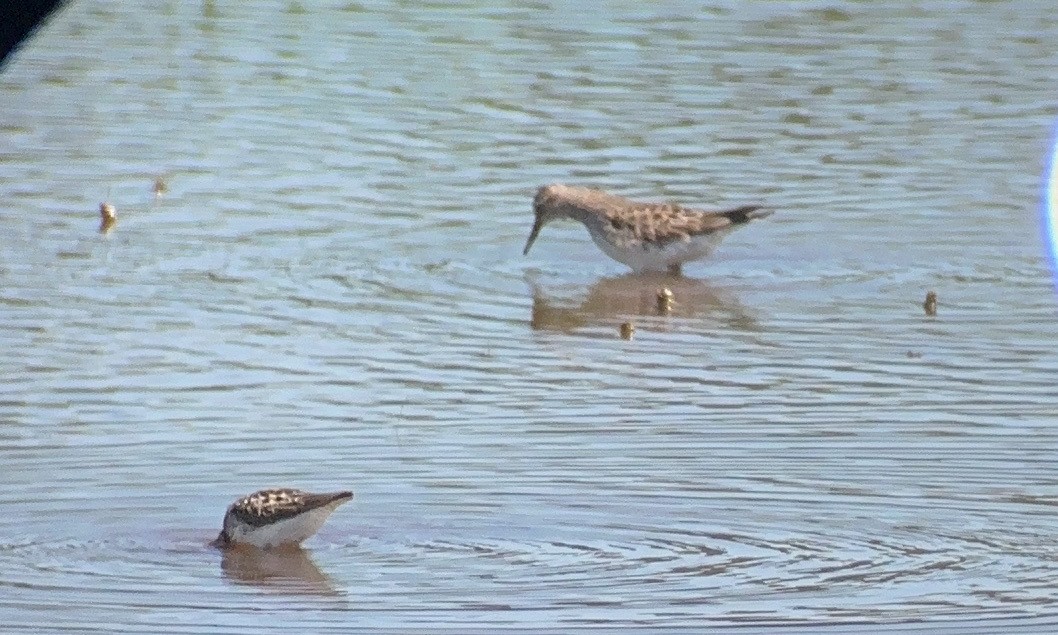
[226,503,347,549]
[586,226,735,273]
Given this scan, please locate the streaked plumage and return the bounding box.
[213,488,354,549]
[523,184,773,274]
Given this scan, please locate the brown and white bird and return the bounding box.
[523,184,773,275]
[213,488,354,549]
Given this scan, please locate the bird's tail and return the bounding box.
[721,205,774,224]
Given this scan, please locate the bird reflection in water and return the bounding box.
[219,544,343,597]
[529,273,759,334]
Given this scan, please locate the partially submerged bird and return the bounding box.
[213,488,354,549]
[523,184,773,275]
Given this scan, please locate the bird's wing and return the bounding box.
[605,203,749,245]
[229,489,352,527]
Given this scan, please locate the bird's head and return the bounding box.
[523,184,577,255]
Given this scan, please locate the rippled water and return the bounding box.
[2,0,1057,631]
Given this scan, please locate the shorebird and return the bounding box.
[213,488,354,549]
[523,184,773,275]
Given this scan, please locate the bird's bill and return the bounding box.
[523,219,543,255]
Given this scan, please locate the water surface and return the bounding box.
[1,0,1057,631]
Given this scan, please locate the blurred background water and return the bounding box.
[1,0,1057,631]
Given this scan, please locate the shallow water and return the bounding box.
[1,0,1057,631]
